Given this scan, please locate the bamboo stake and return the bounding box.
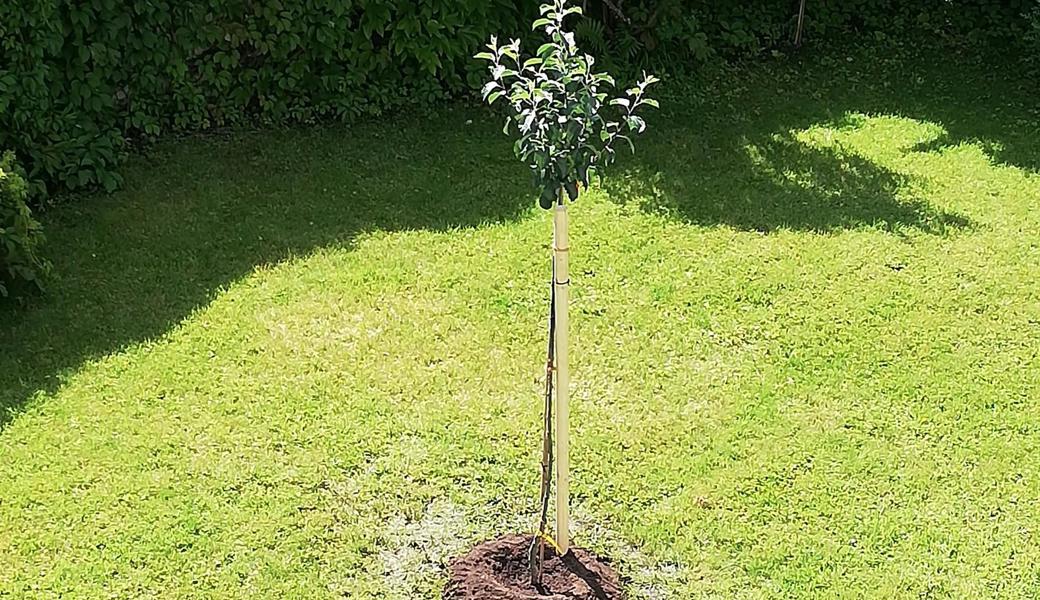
[553,200,570,554]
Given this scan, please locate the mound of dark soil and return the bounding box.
[444,534,624,600]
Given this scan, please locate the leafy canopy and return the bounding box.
[477,0,659,209]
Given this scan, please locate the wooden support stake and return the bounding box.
[553,201,570,554]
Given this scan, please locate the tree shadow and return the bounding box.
[602,44,1036,233]
[787,42,1040,175]
[560,552,613,600]
[0,111,534,431]
[1,45,1031,431]
[605,124,971,234]
[847,46,1040,174]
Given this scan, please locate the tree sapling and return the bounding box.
[477,0,658,586]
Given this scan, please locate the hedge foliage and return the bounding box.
[0,0,1034,200]
[0,0,540,197]
[1027,1,1040,70]
[575,0,1035,68]
[0,152,48,297]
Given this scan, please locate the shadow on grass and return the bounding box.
[604,44,1033,233]
[605,125,971,234]
[0,45,1031,430]
[0,112,534,431]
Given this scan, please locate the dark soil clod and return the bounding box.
[444,534,625,600]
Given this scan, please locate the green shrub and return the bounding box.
[0,0,541,198]
[0,152,48,296]
[577,0,1034,71]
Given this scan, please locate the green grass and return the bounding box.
[2,46,1039,599]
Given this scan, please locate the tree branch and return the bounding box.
[599,0,630,24]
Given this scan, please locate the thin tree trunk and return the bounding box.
[528,275,556,586]
[794,0,807,47]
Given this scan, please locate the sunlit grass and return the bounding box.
[2,47,1039,599]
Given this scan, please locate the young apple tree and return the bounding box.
[476,0,658,584]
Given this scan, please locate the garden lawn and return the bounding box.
[2,46,1039,599]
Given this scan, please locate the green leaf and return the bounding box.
[532,18,552,30]
[539,186,556,209]
[564,180,578,200]
[625,115,646,133]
